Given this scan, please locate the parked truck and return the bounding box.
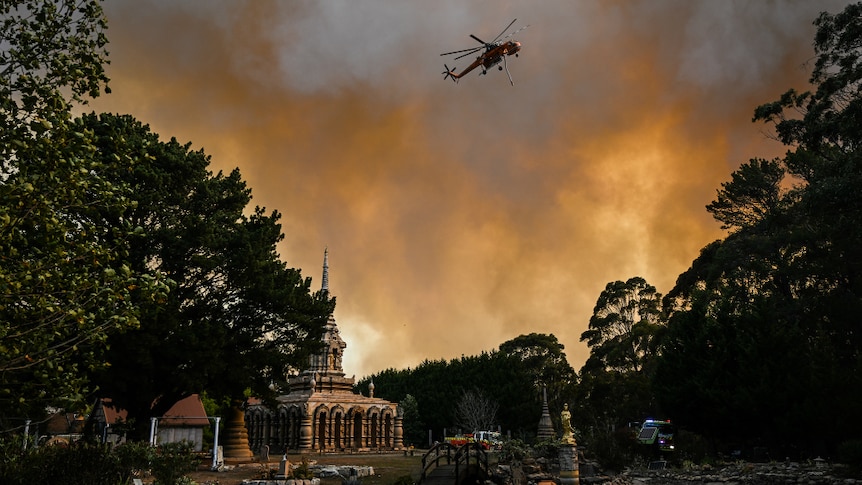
[636,419,675,453]
[444,430,502,450]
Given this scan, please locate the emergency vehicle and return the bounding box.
[444,430,502,450]
[636,419,675,452]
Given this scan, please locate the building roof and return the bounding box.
[99,398,127,425]
[99,395,209,428]
[160,395,209,427]
[44,412,86,434]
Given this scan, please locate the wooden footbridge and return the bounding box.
[419,442,490,485]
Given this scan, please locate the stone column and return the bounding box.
[394,414,404,450]
[363,415,370,449]
[222,402,253,461]
[299,407,313,451]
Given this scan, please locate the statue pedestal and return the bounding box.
[558,444,579,485]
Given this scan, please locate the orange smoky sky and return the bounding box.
[88,0,851,378]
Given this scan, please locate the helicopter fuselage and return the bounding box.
[480,41,521,71]
[442,40,523,83]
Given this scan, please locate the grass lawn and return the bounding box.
[188,452,425,485]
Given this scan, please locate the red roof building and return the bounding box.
[91,395,209,451]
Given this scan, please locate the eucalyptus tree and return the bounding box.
[499,333,576,390]
[576,278,664,436]
[580,277,664,374]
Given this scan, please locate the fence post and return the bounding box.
[22,419,30,450]
[211,417,221,470]
[149,417,158,446]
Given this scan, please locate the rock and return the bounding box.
[316,466,342,478]
[612,460,854,485]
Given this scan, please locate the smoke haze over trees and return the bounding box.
[3,0,862,463]
[88,0,854,378]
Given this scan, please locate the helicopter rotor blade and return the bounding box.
[454,48,482,60]
[470,34,486,45]
[441,46,483,56]
[491,18,518,43]
[501,24,529,41]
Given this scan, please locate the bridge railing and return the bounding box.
[454,442,489,485]
[421,441,490,484]
[421,441,457,480]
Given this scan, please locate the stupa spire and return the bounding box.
[322,247,329,292]
[303,247,347,378]
[537,385,554,441]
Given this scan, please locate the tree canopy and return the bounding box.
[580,277,664,374]
[0,0,331,433]
[656,2,862,455]
[360,334,576,443]
[82,113,333,436]
[399,394,423,446]
[499,332,577,403]
[0,0,168,421]
[574,277,664,444]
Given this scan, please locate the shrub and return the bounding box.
[150,441,200,485]
[531,438,560,461]
[0,436,202,484]
[0,441,124,485]
[0,434,25,482]
[837,439,862,477]
[586,427,637,472]
[115,441,155,482]
[292,455,314,479]
[499,439,530,464]
[673,429,710,465]
[392,474,413,485]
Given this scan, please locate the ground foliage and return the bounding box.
[0,439,196,485]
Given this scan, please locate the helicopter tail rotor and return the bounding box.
[442,64,459,83]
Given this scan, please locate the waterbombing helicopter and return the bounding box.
[441,19,529,86]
